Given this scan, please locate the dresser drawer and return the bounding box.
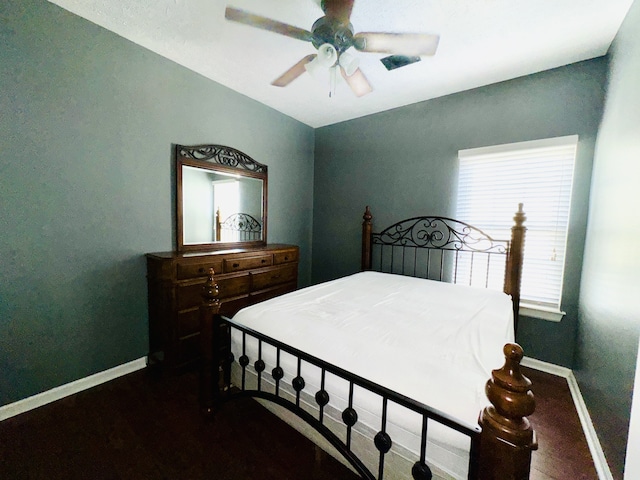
[177,274,250,310]
[224,255,273,272]
[177,259,224,280]
[177,316,229,366]
[250,282,297,304]
[176,282,205,311]
[177,309,200,337]
[177,333,200,366]
[218,274,251,298]
[251,265,297,291]
[219,296,252,317]
[273,249,298,265]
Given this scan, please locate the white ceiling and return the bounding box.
[48,0,633,128]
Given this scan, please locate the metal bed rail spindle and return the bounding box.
[485,253,491,288]
[225,317,482,480]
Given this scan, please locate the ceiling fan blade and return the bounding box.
[225,7,313,42]
[322,0,355,24]
[353,32,440,56]
[340,66,373,97]
[272,55,317,87]
[380,55,421,71]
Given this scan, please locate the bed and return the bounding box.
[215,209,262,242]
[199,205,536,480]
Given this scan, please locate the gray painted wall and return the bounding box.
[575,1,640,477]
[0,0,314,406]
[3,0,636,475]
[313,58,608,368]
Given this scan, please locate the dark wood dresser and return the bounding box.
[146,244,299,370]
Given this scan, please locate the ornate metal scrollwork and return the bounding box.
[315,389,330,407]
[373,216,507,254]
[411,461,433,480]
[178,144,268,173]
[342,407,358,427]
[254,359,265,373]
[292,376,305,392]
[220,213,262,234]
[374,431,392,454]
[271,366,284,381]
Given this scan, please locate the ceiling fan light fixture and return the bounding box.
[304,58,326,79]
[304,43,338,79]
[316,43,338,67]
[338,51,359,76]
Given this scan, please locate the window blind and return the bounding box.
[456,135,578,310]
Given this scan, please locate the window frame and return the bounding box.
[456,135,579,322]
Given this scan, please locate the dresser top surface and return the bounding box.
[146,244,298,260]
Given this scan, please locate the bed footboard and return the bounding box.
[199,269,537,479]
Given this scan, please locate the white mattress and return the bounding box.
[229,271,515,478]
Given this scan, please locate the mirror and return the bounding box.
[176,144,267,252]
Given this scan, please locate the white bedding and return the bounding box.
[229,271,515,478]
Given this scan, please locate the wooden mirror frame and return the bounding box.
[176,144,268,252]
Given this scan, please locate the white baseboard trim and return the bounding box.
[521,355,572,378]
[522,356,613,480]
[0,355,617,480]
[0,357,147,422]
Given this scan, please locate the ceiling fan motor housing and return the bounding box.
[311,17,355,53]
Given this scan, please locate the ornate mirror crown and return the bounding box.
[176,144,268,252]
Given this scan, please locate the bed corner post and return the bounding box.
[215,208,222,242]
[361,206,373,271]
[199,268,221,416]
[506,203,526,334]
[477,343,537,480]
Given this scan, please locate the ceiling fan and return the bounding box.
[225,0,440,97]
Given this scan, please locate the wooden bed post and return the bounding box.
[215,208,222,242]
[505,204,526,334]
[477,343,537,480]
[361,206,373,271]
[199,268,221,416]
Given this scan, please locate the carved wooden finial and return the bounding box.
[363,205,372,223]
[362,206,373,271]
[202,268,220,308]
[486,343,535,420]
[513,203,527,228]
[477,343,537,480]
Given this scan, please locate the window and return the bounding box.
[213,178,240,242]
[456,135,578,319]
[213,178,240,221]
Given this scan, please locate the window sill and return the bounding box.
[519,303,565,322]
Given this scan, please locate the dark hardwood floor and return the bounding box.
[0,366,599,479]
[523,367,599,480]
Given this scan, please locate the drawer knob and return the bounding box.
[233,263,240,268]
[284,256,289,261]
[261,259,266,263]
[272,274,281,280]
[198,267,205,273]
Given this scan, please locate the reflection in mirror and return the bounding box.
[176,144,268,252]
[182,167,263,244]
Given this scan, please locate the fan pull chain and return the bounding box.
[329,65,337,98]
